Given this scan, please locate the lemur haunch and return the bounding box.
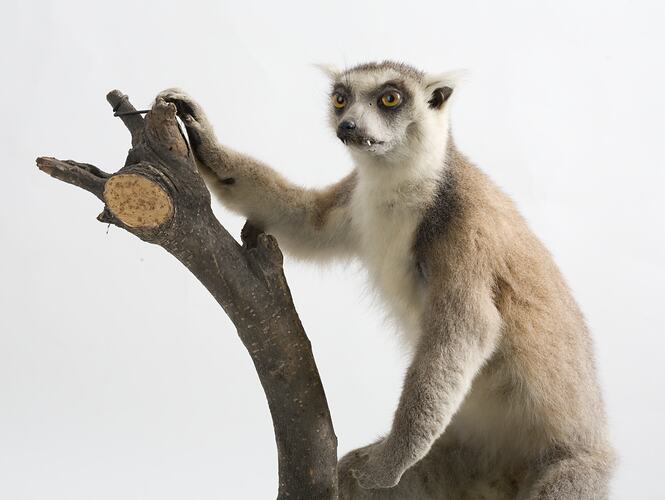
[158,61,614,499]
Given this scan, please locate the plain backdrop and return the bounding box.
[1,1,664,498]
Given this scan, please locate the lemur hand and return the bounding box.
[156,88,217,148]
[339,438,406,490]
[156,88,222,168]
[156,88,204,124]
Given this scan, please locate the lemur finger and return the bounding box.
[180,113,204,132]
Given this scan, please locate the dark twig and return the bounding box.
[106,90,144,147]
[113,109,151,116]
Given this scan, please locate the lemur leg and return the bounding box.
[156,89,357,260]
[519,451,614,500]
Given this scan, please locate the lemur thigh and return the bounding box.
[520,452,613,500]
[157,89,357,260]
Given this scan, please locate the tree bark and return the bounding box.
[36,90,338,500]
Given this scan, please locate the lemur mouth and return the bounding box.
[341,136,385,148]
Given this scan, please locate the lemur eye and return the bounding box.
[332,93,346,109]
[380,91,402,108]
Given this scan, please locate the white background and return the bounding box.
[1,1,664,498]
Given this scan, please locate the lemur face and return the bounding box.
[323,61,455,158]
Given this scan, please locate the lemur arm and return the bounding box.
[351,269,502,489]
[157,89,357,261]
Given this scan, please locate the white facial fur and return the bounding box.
[324,66,459,163]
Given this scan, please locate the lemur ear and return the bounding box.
[424,69,468,110]
[312,63,341,80]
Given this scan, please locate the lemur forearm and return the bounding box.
[197,145,315,232]
[384,283,501,471]
[197,145,356,259]
[184,115,316,230]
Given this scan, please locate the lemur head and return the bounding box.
[319,61,460,160]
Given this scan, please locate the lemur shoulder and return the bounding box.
[158,60,614,500]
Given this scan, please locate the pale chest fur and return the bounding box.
[350,167,440,347]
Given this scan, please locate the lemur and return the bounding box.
[158,61,614,499]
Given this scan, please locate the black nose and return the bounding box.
[339,120,356,130]
[336,120,357,141]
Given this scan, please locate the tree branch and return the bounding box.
[37,90,338,500]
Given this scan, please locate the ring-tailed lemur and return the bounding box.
[158,60,614,499]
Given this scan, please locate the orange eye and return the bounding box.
[332,93,346,109]
[380,91,402,108]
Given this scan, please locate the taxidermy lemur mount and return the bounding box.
[158,60,614,500]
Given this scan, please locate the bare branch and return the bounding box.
[36,157,109,201]
[38,91,338,500]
